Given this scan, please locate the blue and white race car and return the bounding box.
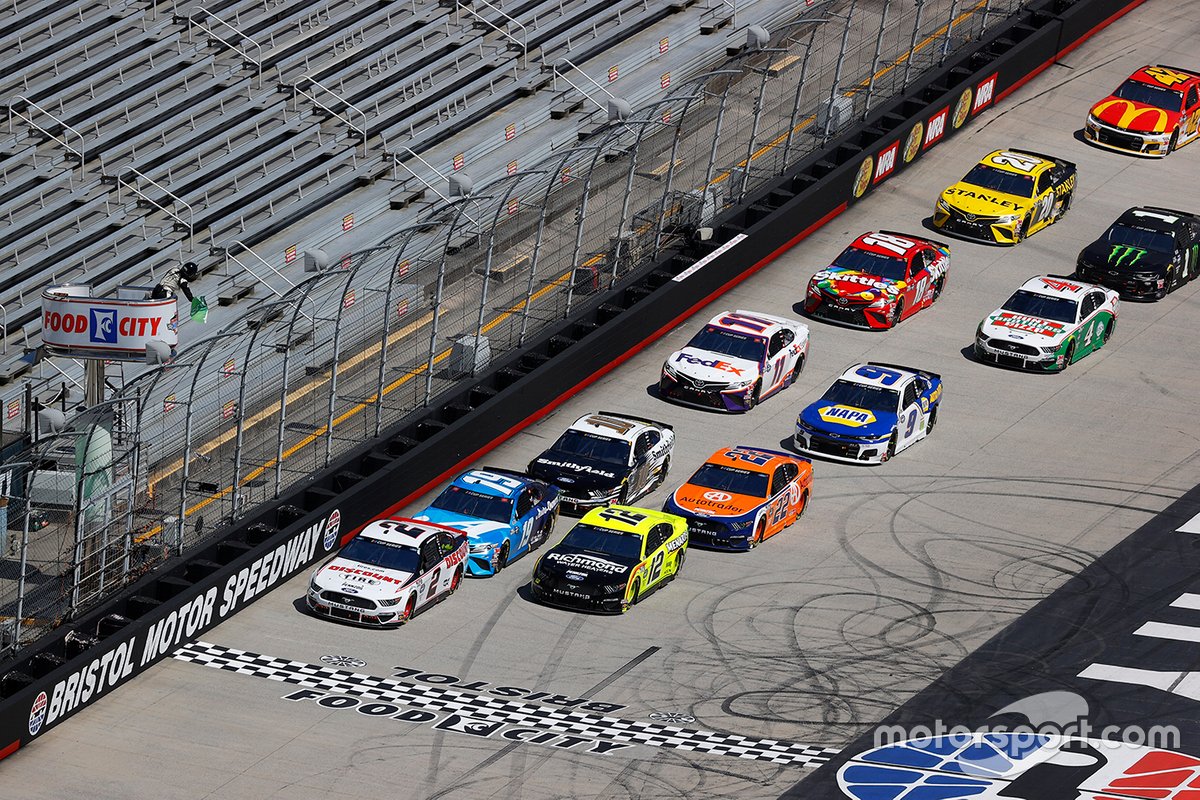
[793,363,943,464]
[416,468,560,577]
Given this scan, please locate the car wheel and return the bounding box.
[749,518,766,548]
[540,507,558,547]
[791,490,809,523]
[1169,130,1179,154]
[932,277,945,302]
[625,581,641,612]
[400,595,416,625]
[448,567,463,594]
[1102,318,1114,345]
[892,299,905,326]
[1062,339,1076,369]
[617,480,631,505]
[1057,189,1073,221]
[496,542,510,572]
[744,380,760,412]
[927,407,938,434]
[673,549,685,578]
[652,457,671,491]
[1015,213,1031,243]
[884,434,897,462]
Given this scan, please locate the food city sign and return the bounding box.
[41,285,178,360]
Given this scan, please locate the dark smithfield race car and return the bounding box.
[1075,206,1200,300]
[527,412,674,515]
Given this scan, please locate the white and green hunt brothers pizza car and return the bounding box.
[974,275,1119,372]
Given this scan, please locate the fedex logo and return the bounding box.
[675,353,745,376]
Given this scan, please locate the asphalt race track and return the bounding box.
[7,2,1200,798]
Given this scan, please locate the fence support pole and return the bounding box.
[864,0,892,115]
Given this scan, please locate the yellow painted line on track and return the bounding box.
[149,3,988,537]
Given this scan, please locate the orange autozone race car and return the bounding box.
[1084,65,1200,157]
[663,446,811,551]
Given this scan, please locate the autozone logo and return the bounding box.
[674,353,745,376]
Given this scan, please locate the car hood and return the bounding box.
[1080,240,1171,274]
[671,484,761,518]
[800,401,896,439]
[941,184,1028,216]
[529,452,624,490]
[537,546,636,582]
[312,557,414,599]
[810,268,904,303]
[1090,96,1180,133]
[414,511,509,544]
[666,347,760,384]
[981,309,1072,344]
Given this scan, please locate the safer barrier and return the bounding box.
[0,0,1146,760]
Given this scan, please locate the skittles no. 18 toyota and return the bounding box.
[659,310,809,412]
[839,732,1200,800]
[805,232,950,330]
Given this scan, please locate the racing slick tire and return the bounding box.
[617,480,631,505]
[927,407,938,434]
[496,542,510,572]
[1102,318,1114,345]
[892,299,905,327]
[538,507,558,548]
[749,518,766,548]
[788,490,809,526]
[1057,188,1073,222]
[932,277,945,302]
[1169,130,1179,154]
[1015,213,1031,244]
[1061,339,1076,370]
[744,381,761,412]
[400,595,417,625]
[883,434,897,462]
[624,581,642,613]
[448,567,463,594]
[672,549,685,579]
[652,457,671,491]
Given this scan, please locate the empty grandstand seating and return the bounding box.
[0,0,721,385]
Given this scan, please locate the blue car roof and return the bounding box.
[449,469,528,498]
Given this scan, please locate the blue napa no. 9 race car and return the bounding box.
[793,362,943,465]
[415,468,560,577]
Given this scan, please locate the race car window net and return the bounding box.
[1105,225,1175,253]
[821,380,901,413]
[1001,290,1077,323]
[961,164,1035,197]
[832,248,909,281]
[1114,79,1184,110]
[550,430,631,464]
[560,524,644,561]
[687,463,769,498]
[339,537,421,573]
[686,326,767,362]
[430,485,514,523]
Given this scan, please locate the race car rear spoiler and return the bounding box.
[731,445,811,464]
[866,361,942,382]
[1156,64,1200,79]
[480,466,539,483]
[1007,148,1077,171]
[1140,205,1199,221]
[877,229,952,252]
[597,411,673,431]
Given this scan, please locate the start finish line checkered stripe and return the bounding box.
[175,641,840,767]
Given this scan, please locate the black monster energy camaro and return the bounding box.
[1076,206,1200,300]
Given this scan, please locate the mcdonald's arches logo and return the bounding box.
[1092,98,1171,132]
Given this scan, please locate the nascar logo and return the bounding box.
[817,405,876,427]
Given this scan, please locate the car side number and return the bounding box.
[1032,193,1053,224]
[647,551,664,585]
[519,518,533,550]
[905,410,919,438]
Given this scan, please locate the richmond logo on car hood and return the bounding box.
[985,312,1067,339]
[544,551,629,575]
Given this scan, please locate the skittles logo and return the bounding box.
[839,733,1200,800]
[818,405,876,427]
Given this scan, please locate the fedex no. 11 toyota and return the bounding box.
[659,310,809,412]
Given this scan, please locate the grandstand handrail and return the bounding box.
[459,0,529,68]
[188,8,264,87]
[392,147,478,228]
[9,96,86,176]
[293,75,369,155]
[116,167,194,243]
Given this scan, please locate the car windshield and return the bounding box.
[1001,289,1078,323]
[687,463,769,497]
[338,537,421,573]
[832,247,909,281]
[1105,224,1175,253]
[1113,79,1184,111]
[685,326,766,362]
[430,485,513,523]
[550,430,630,464]
[560,524,644,561]
[821,379,901,413]
[961,163,1035,197]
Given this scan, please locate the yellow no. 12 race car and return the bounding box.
[933,149,1077,245]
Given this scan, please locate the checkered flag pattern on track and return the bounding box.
[176,641,839,766]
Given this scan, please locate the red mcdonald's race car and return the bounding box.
[1084,65,1200,157]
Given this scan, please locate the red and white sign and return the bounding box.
[659,37,669,54]
[221,358,236,378]
[6,398,19,420]
[661,72,670,89]
[221,400,237,420]
[342,290,356,309]
[41,286,179,360]
[285,245,298,264]
[973,73,998,113]
[397,260,410,278]
[507,160,518,176]
[608,65,619,83]
[397,299,410,318]
[507,197,519,216]
[453,153,465,171]
[342,213,354,231]
[163,394,177,414]
[924,106,949,148]
[505,123,516,142]
[874,141,899,183]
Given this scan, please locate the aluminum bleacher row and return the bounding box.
[0,0,715,385]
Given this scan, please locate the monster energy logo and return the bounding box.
[1109,245,1147,267]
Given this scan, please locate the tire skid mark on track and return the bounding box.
[174,641,841,766]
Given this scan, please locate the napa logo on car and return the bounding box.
[817,405,876,427]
